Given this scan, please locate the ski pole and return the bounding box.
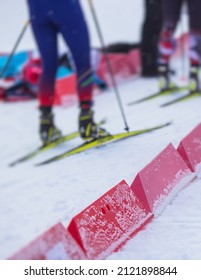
[0,20,30,79]
[88,0,129,132]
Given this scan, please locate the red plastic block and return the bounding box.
[131,143,195,215]
[54,74,77,106]
[177,123,201,174]
[97,50,140,86]
[8,223,85,260]
[67,180,153,260]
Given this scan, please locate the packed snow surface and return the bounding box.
[0,0,201,260]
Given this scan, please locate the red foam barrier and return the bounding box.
[54,74,77,106]
[8,223,85,260]
[67,180,153,260]
[97,50,141,86]
[177,123,201,174]
[130,143,195,215]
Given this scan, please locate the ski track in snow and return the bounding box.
[0,0,201,260]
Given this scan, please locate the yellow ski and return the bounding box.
[36,121,172,166]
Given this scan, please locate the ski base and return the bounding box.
[128,86,186,106]
[36,121,172,166]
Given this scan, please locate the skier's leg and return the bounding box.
[57,1,93,109]
[30,21,58,107]
[158,0,183,90]
[141,0,163,77]
[59,1,107,139]
[158,0,183,64]
[29,19,62,144]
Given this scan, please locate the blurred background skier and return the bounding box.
[158,0,201,93]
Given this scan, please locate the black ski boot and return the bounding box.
[39,107,62,145]
[189,65,200,93]
[79,102,108,140]
[158,64,175,92]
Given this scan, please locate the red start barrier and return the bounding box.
[177,123,201,175]
[97,50,141,86]
[54,74,77,106]
[67,180,153,260]
[130,143,195,215]
[8,223,85,260]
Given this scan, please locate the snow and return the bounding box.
[1,0,201,260]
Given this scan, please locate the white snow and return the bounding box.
[0,0,201,260]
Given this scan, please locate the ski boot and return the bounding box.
[39,108,62,145]
[158,64,176,92]
[79,104,108,140]
[189,65,200,94]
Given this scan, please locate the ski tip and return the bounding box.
[165,120,173,126]
[160,102,169,108]
[128,99,143,106]
[35,160,52,167]
[35,162,45,167]
[127,101,137,106]
[8,159,23,167]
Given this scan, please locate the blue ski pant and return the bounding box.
[27,0,93,106]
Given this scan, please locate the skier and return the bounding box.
[26,0,106,145]
[141,0,162,77]
[158,0,201,93]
